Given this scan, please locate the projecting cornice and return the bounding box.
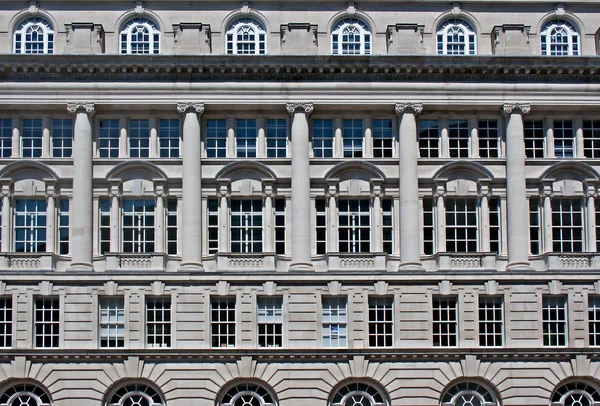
[1,55,600,83]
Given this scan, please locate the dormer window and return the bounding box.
[14,18,54,54]
[541,20,580,56]
[331,18,372,55]
[120,17,161,54]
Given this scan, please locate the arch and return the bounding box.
[435,17,477,55]
[103,379,165,406]
[328,379,390,406]
[440,379,501,406]
[220,9,272,37]
[8,9,58,39]
[106,161,168,181]
[114,9,165,37]
[326,10,377,36]
[216,161,276,181]
[119,16,161,54]
[432,10,482,40]
[0,380,53,406]
[217,380,278,406]
[324,161,386,182]
[539,18,581,56]
[0,161,58,180]
[224,16,267,55]
[330,17,372,55]
[540,162,600,182]
[433,161,494,182]
[12,15,55,54]
[536,11,585,39]
[551,379,600,406]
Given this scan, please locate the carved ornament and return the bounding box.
[67,103,95,114]
[286,102,314,116]
[177,102,205,115]
[394,102,423,116]
[502,103,531,116]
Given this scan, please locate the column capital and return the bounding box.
[177,102,205,115]
[502,103,531,116]
[394,102,423,116]
[286,102,314,116]
[67,102,95,115]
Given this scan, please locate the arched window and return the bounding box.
[440,382,498,406]
[120,18,161,54]
[107,383,165,406]
[0,383,52,406]
[219,383,277,406]
[226,18,266,55]
[541,20,580,56]
[436,19,476,55]
[330,382,387,406]
[331,18,372,55]
[551,381,600,405]
[13,17,54,54]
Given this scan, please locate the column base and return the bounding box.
[179,262,204,272]
[289,262,314,271]
[506,261,534,271]
[67,262,94,272]
[398,261,425,271]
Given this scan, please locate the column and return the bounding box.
[395,103,424,269]
[1,191,10,252]
[287,102,314,269]
[435,187,446,252]
[440,117,449,158]
[263,186,274,252]
[334,117,343,158]
[364,117,373,158]
[502,103,533,269]
[46,188,56,254]
[545,117,555,158]
[178,102,205,270]
[371,187,382,252]
[586,185,597,252]
[67,102,95,269]
[110,188,120,253]
[149,117,158,158]
[575,118,585,159]
[543,186,553,253]
[469,116,479,158]
[155,188,165,253]
[327,185,338,252]
[218,185,229,253]
[226,117,236,158]
[42,115,51,158]
[257,117,266,158]
[11,116,20,158]
[479,186,490,252]
[118,117,128,158]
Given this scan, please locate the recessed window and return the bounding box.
[266,118,287,158]
[0,384,52,406]
[219,383,276,406]
[0,119,12,158]
[331,18,372,55]
[338,199,370,253]
[552,198,584,253]
[436,19,476,55]
[418,119,440,158]
[583,120,600,158]
[236,119,257,158]
[35,297,59,348]
[52,118,73,158]
[423,197,435,255]
[257,297,283,348]
[129,119,150,158]
[14,199,46,253]
[159,118,180,158]
[322,296,347,348]
[275,199,286,255]
[98,119,120,158]
[146,297,171,348]
[368,297,393,347]
[330,382,386,406]
[524,120,545,158]
[541,20,580,56]
[230,199,262,253]
[211,297,236,347]
[14,18,54,54]
[479,296,503,347]
[529,197,542,255]
[551,382,600,406]
[543,296,567,347]
[441,382,498,406]
[433,296,457,347]
[226,18,266,55]
[589,296,600,346]
[21,118,42,158]
[207,198,219,254]
[343,119,363,158]
[122,199,155,253]
[99,198,111,255]
[445,198,478,253]
[107,383,165,406]
[489,198,500,254]
[166,198,178,256]
[478,119,499,158]
[120,17,160,54]
[554,119,574,158]
[206,119,227,158]
[382,199,394,255]
[373,119,394,158]
[312,119,334,158]
[0,298,12,348]
[99,297,125,348]
[316,198,327,255]
[58,199,69,255]
[448,119,469,158]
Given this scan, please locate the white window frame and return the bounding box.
[418,119,440,158]
[158,118,180,158]
[51,118,73,158]
[98,118,120,158]
[372,118,394,158]
[441,382,498,406]
[448,119,470,158]
[120,17,161,54]
[21,118,43,158]
[524,119,545,158]
[589,296,600,347]
[146,297,171,348]
[436,19,477,55]
[219,383,276,406]
[312,119,335,158]
[553,119,575,158]
[543,296,567,347]
[342,119,364,158]
[322,296,347,348]
[551,198,584,253]
[331,18,372,55]
[13,18,54,54]
[99,297,125,348]
[34,297,60,348]
[583,120,600,159]
[338,199,370,253]
[541,20,580,56]
[226,18,266,55]
[432,296,458,347]
[478,119,499,158]
[368,296,393,347]
[230,199,263,253]
[445,198,478,253]
[266,118,287,158]
[107,383,165,406]
[257,296,283,348]
[206,118,227,158]
[14,198,47,253]
[0,118,12,158]
[478,296,503,347]
[57,198,70,255]
[329,383,387,406]
[122,199,156,254]
[211,297,236,348]
[129,118,150,158]
[0,384,52,406]
[0,297,12,348]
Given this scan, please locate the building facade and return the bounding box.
[0,0,599,405]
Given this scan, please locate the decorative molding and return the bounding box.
[120,256,152,269]
[340,257,375,269]
[104,281,118,296]
[484,280,499,295]
[438,280,453,295]
[374,281,389,296]
[176,102,205,115]
[263,281,277,296]
[548,280,563,295]
[216,280,231,296]
[8,256,41,269]
[286,102,314,116]
[394,102,423,116]
[327,281,342,296]
[502,103,531,116]
[39,281,53,296]
[451,255,483,269]
[559,255,593,269]
[151,281,165,296]
[230,257,264,268]
[67,102,95,114]
[595,280,600,295]
[0,282,6,296]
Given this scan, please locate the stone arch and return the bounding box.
[8,8,58,37]
[102,378,166,406]
[216,161,276,182]
[0,379,53,406]
[106,161,168,183]
[550,378,600,406]
[220,9,271,39]
[535,11,586,36]
[325,161,385,183]
[0,161,58,181]
[326,9,377,35]
[432,9,482,38]
[433,160,494,182]
[327,378,391,406]
[540,161,600,182]
[439,378,501,406]
[216,379,279,406]
[114,8,165,34]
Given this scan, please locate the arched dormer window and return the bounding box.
[0,383,52,406]
[541,20,580,56]
[13,17,54,54]
[106,382,165,406]
[331,18,372,55]
[120,17,160,54]
[329,382,387,406]
[218,382,277,406]
[226,18,266,55]
[440,381,499,406]
[436,19,476,55]
[551,381,600,405]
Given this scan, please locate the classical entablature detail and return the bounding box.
[0,161,58,182]
[66,102,95,114]
[216,161,276,182]
[433,161,494,182]
[540,161,600,183]
[286,102,314,115]
[502,102,531,115]
[106,161,168,183]
[325,161,386,183]
[176,102,205,114]
[394,102,423,115]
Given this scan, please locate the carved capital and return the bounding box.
[502,103,531,116]
[177,102,205,115]
[286,102,314,116]
[395,102,423,116]
[67,103,95,115]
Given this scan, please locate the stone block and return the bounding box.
[387,24,425,54]
[64,23,105,54]
[173,23,212,54]
[492,24,532,55]
[280,23,318,55]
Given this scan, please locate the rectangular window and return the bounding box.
[129,119,150,158]
[343,119,363,158]
[122,199,155,253]
[159,118,180,158]
[14,199,46,253]
[22,118,42,158]
[312,119,334,158]
[58,199,69,255]
[479,297,503,347]
[448,119,469,158]
[338,199,370,253]
[51,118,73,158]
[35,297,59,348]
[166,198,177,255]
[589,296,600,346]
[373,119,394,158]
[478,119,499,158]
[207,198,219,254]
[206,119,227,158]
[368,296,393,347]
[433,296,457,347]
[382,199,393,255]
[543,296,567,347]
[529,198,542,255]
[316,198,327,255]
[0,119,12,158]
[423,198,435,255]
[554,120,574,158]
[418,119,439,158]
[236,119,257,158]
[0,298,12,348]
[99,199,111,255]
[445,198,478,252]
[146,297,171,348]
[489,198,500,254]
[524,120,545,158]
[322,296,347,348]
[552,198,583,253]
[98,119,120,158]
[275,199,286,255]
[257,297,283,348]
[583,120,600,158]
[211,298,236,348]
[99,297,125,348]
[266,119,287,158]
[230,200,262,253]
[596,200,600,252]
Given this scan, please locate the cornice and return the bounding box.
[0,55,599,83]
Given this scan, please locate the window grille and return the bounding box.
[146,297,171,348]
[122,199,155,253]
[211,297,236,347]
[524,120,545,158]
[14,199,46,253]
[551,382,600,406]
[589,296,600,347]
[206,119,227,158]
[552,198,583,253]
[338,199,370,253]
[0,298,12,348]
[543,296,567,347]
[479,297,503,347]
[529,198,542,255]
[373,119,394,158]
[448,119,469,158]
[98,119,120,158]
[322,296,347,348]
[330,383,386,406]
[100,297,125,348]
[99,198,111,254]
[583,120,600,158]
[120,18,160,54]
[226,18,266,55]
[266,119,287,158]
[0,384,52,406]
[489,198,500,254]
[382,199,394,255]
[21,118,42,158]
[554,119,574,158]
[316,198,327,255]
[368,296,393,347]
[52,118,72,158]
[343,119,363,158]
[159,118,179,158]
[331,18,372,55]
[313,119,334,158]
[58,199,69,255]
[478,119,499,158]
[108,383,164,406]
[236,119,257,158]
[445,198,478,252]
[433,296,457,347]
[0,119,12,158]
[230,199,262,253]
[129,119,150,158]
[166,198,178,255]
[14,18,54,54]
[258,297,283,348]
[35,297,59,348]
[541,20,580,56]
[275,199,286,255]
[418,119,439,158]
[441,382,498,406]
[423,198,435,255]
[437,19,476,55]
[207,198,219,254]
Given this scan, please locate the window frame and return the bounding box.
[540,19,580,56]
[0,297,13,348]
[120,17,161,55]
[99,296,125,348]
[331,18,372,55]
[13,17,54,54]
[432,296,458,347]
[14,198,47,253]
[211,297,236,348]
[478,296,504,347]
[542,295,568,347]
[322,296,348,348]
[368,296,394,347]
[121,198,156,254]
[145,296,171,348]
[257,296,283,348]
[230,199,263,253]
[34,297,60,348]
[436,19,477,55]
[338,199,371,253]
[226,18,267,55]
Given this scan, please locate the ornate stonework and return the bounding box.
[502,103,531,115]
[286,102,314,116]
[394,102,423,116]
[66,102,95,114]
[176,102,205,115]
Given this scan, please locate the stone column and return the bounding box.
[178,102,205,270]
[287,102,314,270]
[45,187,56,254]
[263,185,274,253]
[257,117,266,158]
[479,185,490,252]
[149,117,158,158]
[109,187,120,253]
[155,187,165,254]
[395,103,424,269]
[1,190,10,252]
[41,115,51,158]
[334,117,343,158]
[67,102,95,270]
[469,116,479,158]
[226,117,235,158]
[575,118,585,159]
[502,103,533,269]
[435,186,446,252]
[364,117,373,158]
[11,116,20,158]
[218,185,229,253]
[371,186,382,252]
[440,117,449,158]
[545,117,555,158]
[586,184,597,252]
[542,186,553,253]
[327,185,338,252]
[118,117,128,158]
